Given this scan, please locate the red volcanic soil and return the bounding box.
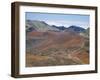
[26,31,89,67]
[68,50,89,64]
[28,31,44,37]
[27,31,85,51]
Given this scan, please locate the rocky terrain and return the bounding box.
[26,20,89,67]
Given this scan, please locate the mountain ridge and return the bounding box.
[26,20,87,33]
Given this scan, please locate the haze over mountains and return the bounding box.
[26,20,89,67]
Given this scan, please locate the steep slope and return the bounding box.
[26,20,59,32]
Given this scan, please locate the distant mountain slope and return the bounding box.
[26,20,59,32]
[52,25,86,33]
[26,20,86,34]
[52,25,67,30]
[67,25,85,33]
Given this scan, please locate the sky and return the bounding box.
[26,12,90,29]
